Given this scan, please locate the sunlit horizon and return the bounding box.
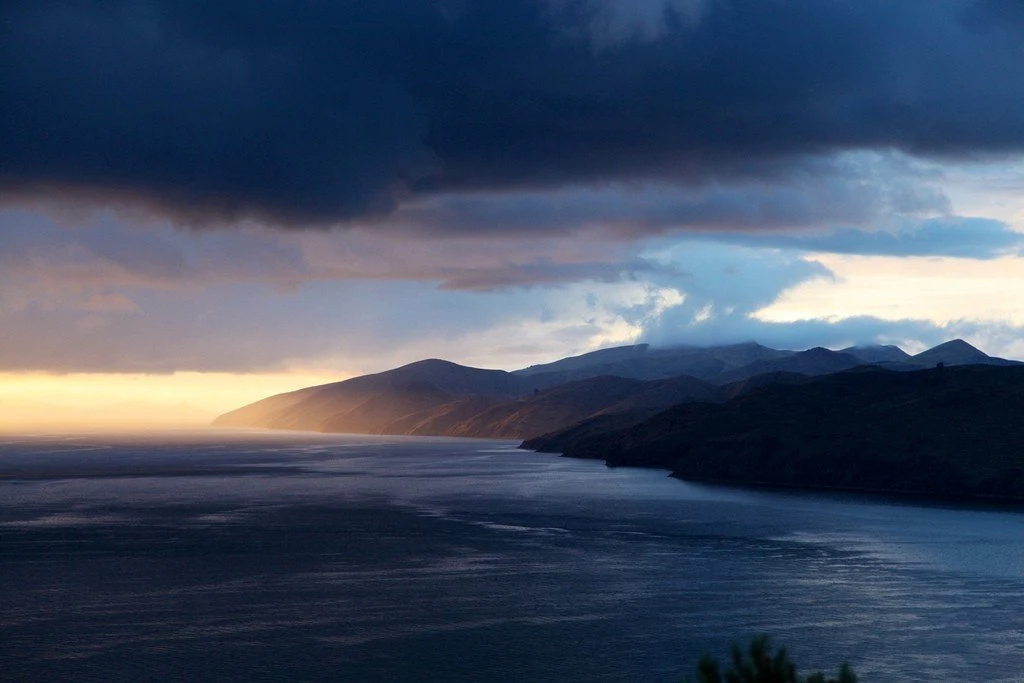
[0,370,349,430]
[3,329,1021,432]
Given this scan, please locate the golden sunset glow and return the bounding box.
[0,371,346,429]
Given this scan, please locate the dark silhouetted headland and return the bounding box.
[526,363,1024,501]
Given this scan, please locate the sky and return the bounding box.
[3,0,1024,424]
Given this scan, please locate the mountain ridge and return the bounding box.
[212,339,1019,444]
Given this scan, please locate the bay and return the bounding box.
[2,430,1023,682]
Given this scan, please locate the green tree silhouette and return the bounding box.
[686,636,856,683]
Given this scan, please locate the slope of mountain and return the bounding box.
[514,344,652,377]
[213,359,531,432]
[524,364,1024,500]
[379,395,507,436]
[213,339,1022,456]
[516,342,792,387]
[718,371,810,401]
[214,366,724,440]
[318,380,459,434]
[910,339,1019,367]
[445,377,649,439]
[713,347,866,385]
[841,344,913,364]
[444,374,722,439]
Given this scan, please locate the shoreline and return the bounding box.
[525,445,1024,510]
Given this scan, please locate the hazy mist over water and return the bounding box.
[2,430,1024,682]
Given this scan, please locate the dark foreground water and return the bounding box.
[2,431,1024,682]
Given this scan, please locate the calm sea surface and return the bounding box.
[2,430,1024,682]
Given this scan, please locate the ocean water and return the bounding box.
[2,430,1024,682]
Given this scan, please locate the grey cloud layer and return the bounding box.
[4,202,1007,321]
[5,221,1021,373]
[392,156,948,238]
[0,210,656,305]
[701,217,1024,260]
[3,0,1024,225]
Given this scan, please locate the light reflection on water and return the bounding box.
[2,429,1024,682]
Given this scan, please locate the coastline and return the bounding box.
[519,444,1024,510]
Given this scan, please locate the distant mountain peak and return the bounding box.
[930,338,986,354]
[913,339,990,365]
[844,344,904,351]
[395,358,469,371]
[801,346,852,359]
[512,344,650,377]
[840,344,912,364]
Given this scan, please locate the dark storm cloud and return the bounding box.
[1,0,440,223]
[389,154,948,238]
[3,0,1024,226]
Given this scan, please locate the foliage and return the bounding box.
[685,636,856,683]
